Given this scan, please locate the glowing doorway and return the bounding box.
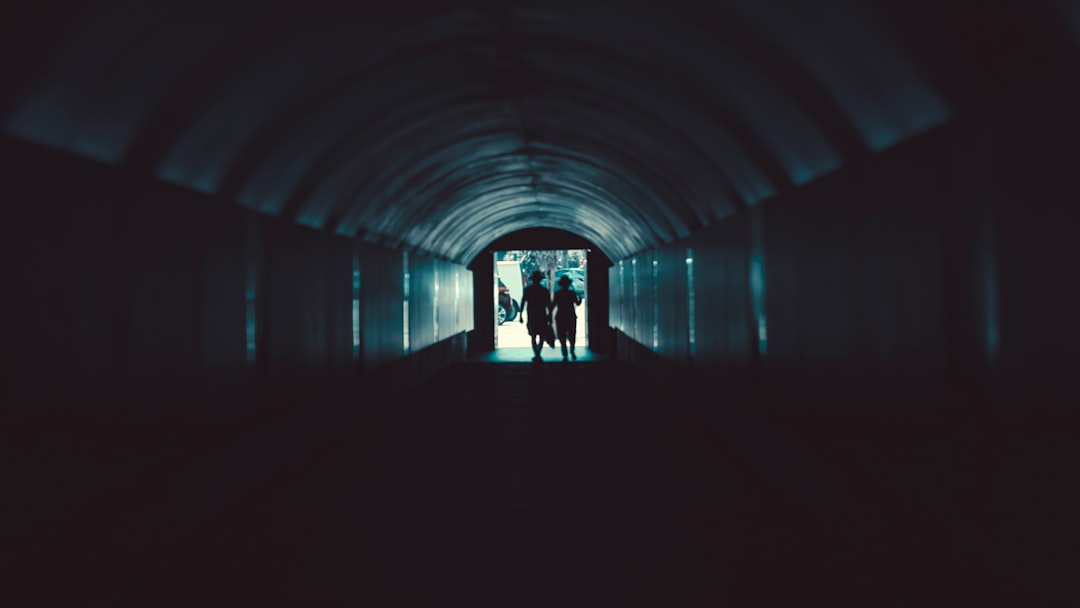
[494,248,588,352]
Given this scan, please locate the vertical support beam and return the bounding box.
[468,252,495,353]
[352,245,362,367]
[685,246,696,365]
[746,202,768,397]
[586,248,612,353]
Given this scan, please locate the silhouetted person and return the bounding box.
[552,274,582,360]
[519,270,552,361]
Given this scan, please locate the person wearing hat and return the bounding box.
[552,273,583,360]
[519,269,553,361]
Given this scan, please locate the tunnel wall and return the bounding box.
[611,128,953,416]
[608,80,1080,600]
[610,83,1080,420]
[0,135,474,551]
[0,136,473,423]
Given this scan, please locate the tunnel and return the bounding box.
[2,0,1078,605]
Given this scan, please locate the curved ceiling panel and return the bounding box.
[154,6,502,193]
[716,0,951,151]
[4,0,244,163]
[511,2,843,187]
[4,0,1074,265]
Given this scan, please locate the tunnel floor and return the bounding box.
[19,357,1015,607]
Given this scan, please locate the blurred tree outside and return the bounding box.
[496,249,587,299]
[494,248,589,345]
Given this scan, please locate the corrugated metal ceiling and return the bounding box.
[2,0,1074,263]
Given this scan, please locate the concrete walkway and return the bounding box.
[37,358,1014,608]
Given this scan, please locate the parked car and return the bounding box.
[497,278,519,324]
[554,268,586,298]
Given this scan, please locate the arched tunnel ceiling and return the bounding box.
[3,0,1076,264]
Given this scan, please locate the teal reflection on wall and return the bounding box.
[749,253,768,356]
[433,266,440,343]
[352,251,362,360]
[652,258,659,350]
[245,214,261,365]
[631,257,639,341]
[403,250,411,354]
[748,205,767,357]
[686,249,696,358]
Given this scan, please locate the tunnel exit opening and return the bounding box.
[493,248,589,357]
